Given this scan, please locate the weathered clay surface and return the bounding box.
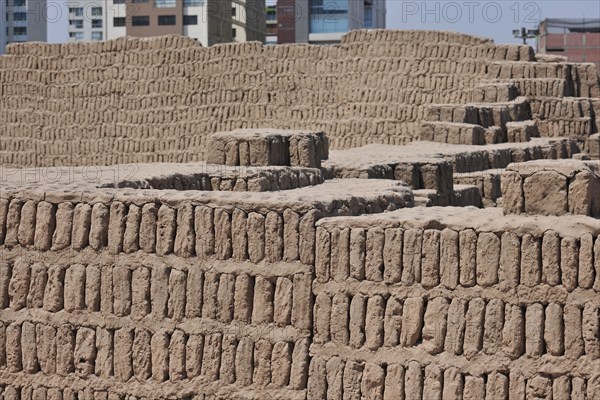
[1,29,600,400]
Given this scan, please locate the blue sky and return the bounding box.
[48,0,600,46]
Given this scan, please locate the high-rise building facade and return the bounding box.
[537,18,600,68]
[232,0,265,43]
[65,0,126,43]
[1,0,48,54]
[65,0,265,47]
[276,0,385,44]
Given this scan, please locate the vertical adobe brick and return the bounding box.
[330,227,350,282]
[283,209,300,262]
[401,297,424,347]
[85,265,101,312]
[219,334,237,384]
[542,230,561,286]
[422,297,449,355]
[64,264,86,312]
[156,205,176,256]
[168,330,187,381]
[52,202,74,250]
[459,229,477,287]
[274,276,293,326]
[521,234,542,287]
[74,327,96,376]
[71,203,91,250]
[108,202,126,254]
[18,200,37,247]
[151,264,169,318]
[350,228,366,280]
[315,227,331,283]
[139,203,157,253]
[440,228,459,289]
[247,212,265,263]
[167,269,187,321]
[34,201,56,251]
[27,263,47,308]
[89,203,109,250]
[271,342,292,388]
[366,228,385,282]
[36,324,56,375]
[385,364,406,400]
[561,237,579,291]
[403,228,423,285]
[383,228,402,284]
[174,203,195,257]
[290,338,310,390]
[476,232,500,286]
[214,208,232,260]
[232,208,248,260]
[499,232,520,291]
[95,327,113,379]
[235,337,254,387]
[195,206,214,258]
[123,204,141,253]
[265,211,283,262]
[185,334,203,379]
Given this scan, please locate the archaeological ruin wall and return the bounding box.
[1,29,600,400]
[1,30,599,168]
[1,126,600,399]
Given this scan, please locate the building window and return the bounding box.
[114,17,126,27]
[232,28,237,38]
[309,0,349,34]
[13,12,26,21]
[266,6,276,22]
[13,0,26,6]
[113,0,126,3]
[13,27,26,36]
[158,15,176,25]
[183,15,197,25]
[155,0,176,7]
[132,0,149,3]
[91,7,102,17]
[91,19,102,28]
[69,32,84,41]
[132,16,150,26]
[364,5,373,28]
[69,7,84,17]
[184,0,202,6]
[69,19,84,29]
[92,32,103,41]
[231,7,236,17]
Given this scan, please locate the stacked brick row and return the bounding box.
[0,198,327,264]
[307,359,600,400]
[313,225,600,291]
[2,31,594,167]
[0,257,311,331]
[114,167,324,192]
[0,320,308,388]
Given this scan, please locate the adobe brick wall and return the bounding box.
[1,31,597,168]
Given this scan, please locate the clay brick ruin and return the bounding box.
[0,30,599,399]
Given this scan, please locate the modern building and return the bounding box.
[65,0,126,42]
[232,0,266,43]
[537,18,600,67]
[276,0,385,44]
[65,0,265,47]
[1,0,48,54]
[266,3,277,44]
